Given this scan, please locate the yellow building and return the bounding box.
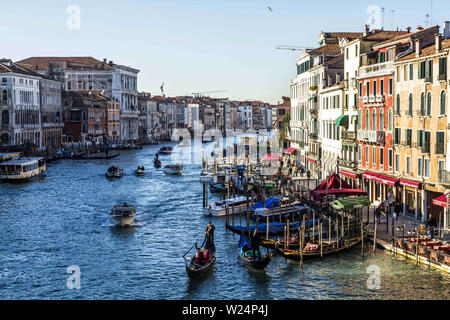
[393,34,449,223]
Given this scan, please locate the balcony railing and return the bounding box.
[309,133,318,140]
[439,170,450,185]
[341,130,356,141]
[337,158,357,169]
[357,130,377,143]
[359,61,394,77]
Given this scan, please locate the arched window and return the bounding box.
[396,94,400,115]
[372,109,376,131]
[365,109,369,130]
[388,109,393,131]
[427,92,432,116]
[440,91,446,115]
[1,110,9,125]
[2,90,7,101]
[379,109,384,130]
[420,93,425,116]
[408,93,413,116]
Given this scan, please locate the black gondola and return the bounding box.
[238,234,271,269]
[183,233,215,275]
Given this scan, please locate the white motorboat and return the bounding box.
[163,164,183,175]
[0,157,46,181]
[203,196,253,217]
[110,204,136,227]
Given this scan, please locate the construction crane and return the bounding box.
[190,90,228,98]
[276,45,313,51]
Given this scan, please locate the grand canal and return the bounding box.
[0,143,449,299]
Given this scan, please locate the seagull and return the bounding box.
[267,6,272,12]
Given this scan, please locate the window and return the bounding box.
[406,156,411,174]
[439,160,445,174]
[379,109,384,130]
[372,109,376,130]
[380,79,384,94]
[409,64,414,80]
[404,65,408,81]
[439,58,447,80]
[395,153,400,172]
[408,94,413,116]
[366,146,369,165]
[437,131,445,154]
[380,147,384,167]
[417,129,424,148]
[396,94,400,115]
[406,128,412,146]
[373,146,376,167]
[420,93,425,116]
[440,91,446,115]
[358,145,362,163]
[426,92,432,116]
[365,109,369,130]
[358,109,362,129]
[423,131,431,153]
[366,82,370,97]
[388,149,393,169]
[373,81,377,95]
[418,158,423,177]
[389,79,393,95]
[394,128,401,145]
[424,158,430,178]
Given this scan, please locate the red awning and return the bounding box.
[306,157,316,163]
[432,194,450,208]
[399,179,420,189]
[311,188,367,199]
[339,170,358,179]
[316,173,351,190]
[375,174,399,187]
[362,172,379,180]
[284,147,296,154]
[262,153,280,161]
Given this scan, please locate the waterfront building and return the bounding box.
[40,77,63,149]
[357,25,439,210]
[338,28,409,188]
[290,31,362,174]
[138,92,155,143]
[393,24,450,225]
[272,96,290,131]
[0,59,42,149]
[238,105,252,131]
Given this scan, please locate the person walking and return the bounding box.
[426,214,437,239]
[393,200,402,221]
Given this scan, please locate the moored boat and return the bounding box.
[163,164,183,175]
[203,196,255,217]
[110,203,136,227]
[0,157,46,181]
[238,234,272,269]
[105,165,123,178]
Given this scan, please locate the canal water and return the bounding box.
[0,143,449,299]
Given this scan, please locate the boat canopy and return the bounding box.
[251,197,280,210]
[330,196,371,211]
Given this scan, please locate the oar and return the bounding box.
[183,233,207,259]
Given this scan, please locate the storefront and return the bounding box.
[339,169,360,189]
[398,179,422,220]
[362,171,398,204]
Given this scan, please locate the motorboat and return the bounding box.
[158,146,173,155]
[0,157,46,181]
[110,204,136,226]
[135,166,145,176]
[163,164,183,175]
[105,165,123,178]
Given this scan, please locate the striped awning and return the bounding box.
[339,169,358,179]
[375,174,398,187]
[362,172,379,180]
[432,194,450,208]
[399,178,421,189]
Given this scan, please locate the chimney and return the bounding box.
[415,39,421,58]
[364,24,370,36]
[417,26,424,31]
[108,60,113,66]
[435,33,442,53]
[444,21,450,39]
[103,58,107,63]
[406,27,411,33]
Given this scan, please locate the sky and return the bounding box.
[1,0,450,104]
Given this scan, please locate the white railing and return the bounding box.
[357,130,377,143]
[359,61,394,77]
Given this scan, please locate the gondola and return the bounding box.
[275,234,366,261]
[154,158,161,168]
[183,233,215,275]
[238,235,271,269]
[105,165,123,178]
[163,164,183,175]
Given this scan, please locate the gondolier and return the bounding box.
[251,230,261,258]
[205,221,215,252]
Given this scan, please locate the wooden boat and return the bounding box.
[110,204,135,226]
[183,233,216,275]
[163,164,183,175]
[135,167,145,176]
[275,234,366,261]
[203,196,255,217]
[105,165,123,178]
[238,235,272,269]
[158,146,173,155]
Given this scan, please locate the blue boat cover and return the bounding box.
[238,234,251,249]
[251,197,280,210]
[228,219,320,235]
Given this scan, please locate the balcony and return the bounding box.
[359,61,395,77]
[309,108,318,116]
[337,158,357,169]
[357,130,377,143]
[376,95,385,103]
[363,96,368,103]
[439,170,450,185]
[368,96,375,103]
[309,132,318,140]
[341,130,356,141]
[436,143,445,155]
